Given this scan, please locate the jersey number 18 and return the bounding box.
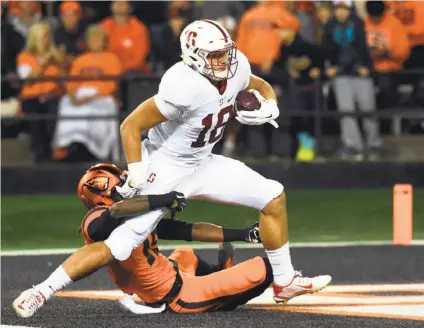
[191,105,233,148]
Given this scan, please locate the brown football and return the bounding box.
[235,90,261,112]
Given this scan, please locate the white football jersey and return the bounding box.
[150,50,251,167]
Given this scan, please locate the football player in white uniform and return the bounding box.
[13,20,331,318]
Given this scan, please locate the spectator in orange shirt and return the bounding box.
[17,22,65,162]
[364,1,410,109]
[388,0,424,49]
[237,0,300,78]
[387,0,424,107]
[100,0,150,73]
[52,25,122,163]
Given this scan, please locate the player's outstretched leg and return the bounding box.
[13,241,114,318]
[260,192,332,303]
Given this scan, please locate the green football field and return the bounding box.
[2,188,423,250]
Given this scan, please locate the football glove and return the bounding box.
[235,90,279,128]
[118,294,165,315]
[149,192,187,218]
[245,222,261,243]
[116,161,150,199]
[168,191,187,218]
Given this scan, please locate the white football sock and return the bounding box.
[265,242,295,286]
[34,265,73,300]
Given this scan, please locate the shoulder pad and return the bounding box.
[158,63,200,110]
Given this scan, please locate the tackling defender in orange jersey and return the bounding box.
[77,163,272,314]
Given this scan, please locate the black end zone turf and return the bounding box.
[2,247,423,328]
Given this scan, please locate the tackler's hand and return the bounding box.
[148,191,187,218]
[168,191,187,218]
[245,222,261,243]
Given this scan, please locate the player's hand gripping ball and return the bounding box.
[235,90,262,113]
[234,89,279,128]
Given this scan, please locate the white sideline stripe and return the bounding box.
[2,240,424,257]
[1,325,39,328]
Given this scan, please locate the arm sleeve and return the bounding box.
[84,208,121,242]
[156,219,193,241]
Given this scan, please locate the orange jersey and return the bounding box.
[17,51,62,99]
[81,206,177,303]
[80,207,272,313]
[67,51,122,97]
[387,1,424,46]
[237,3,300,65]
[100,16,150,72]
[364,12,411,72]
[81,207,177,304]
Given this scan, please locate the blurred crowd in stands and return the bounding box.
[1,0,424,163]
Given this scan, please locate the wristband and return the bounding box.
[222,228,249,242]
[148,194,173,210]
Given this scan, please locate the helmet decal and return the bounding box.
[85,176,109,193]
[186,31,197,48]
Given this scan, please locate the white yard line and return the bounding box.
[1,240,423,257]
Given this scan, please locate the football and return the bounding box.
[235,90,261,112]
